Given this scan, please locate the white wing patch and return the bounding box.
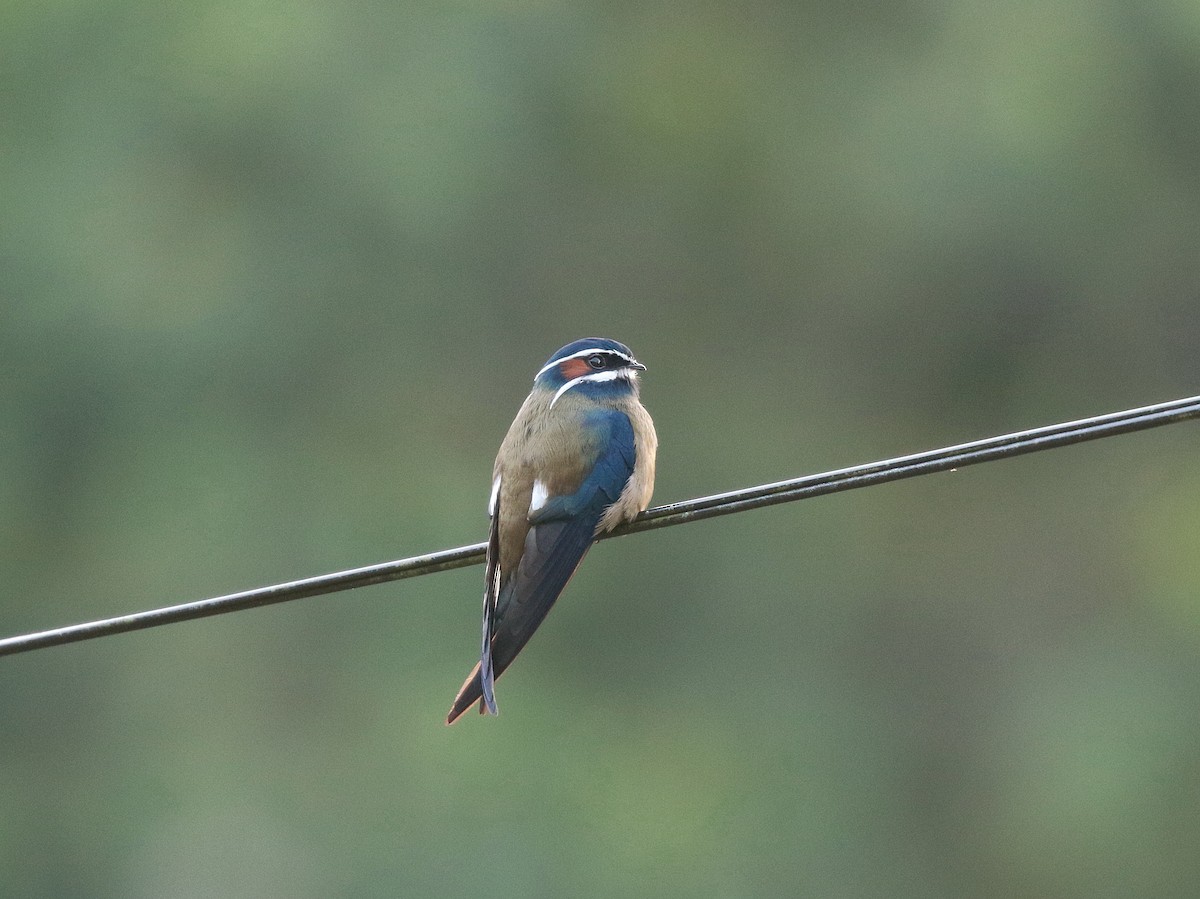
[529,479,549,513]
[487,476,501,517]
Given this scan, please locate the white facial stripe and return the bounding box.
[487,476,501,517]
[534,347,635,380]
[549,369,630,408]
[529,479,549,513]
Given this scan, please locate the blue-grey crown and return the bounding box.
[544,337,634,369]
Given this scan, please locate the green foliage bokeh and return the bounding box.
[4,1,1200,896]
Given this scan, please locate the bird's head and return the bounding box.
[534,337,647,406]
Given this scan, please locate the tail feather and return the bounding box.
[445,514,598,725]
[447,663,486,724]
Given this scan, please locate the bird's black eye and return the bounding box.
[587,354,606,369]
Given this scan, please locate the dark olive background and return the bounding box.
[4,2,1200,896]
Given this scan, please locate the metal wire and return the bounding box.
[2,393,1198,658]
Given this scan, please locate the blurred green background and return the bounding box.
[4,1,1200,896]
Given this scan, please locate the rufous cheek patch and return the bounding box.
[560,357,591,379]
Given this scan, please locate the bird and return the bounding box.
[446,337,657,724]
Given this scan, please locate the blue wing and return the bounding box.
[447,410,636,723]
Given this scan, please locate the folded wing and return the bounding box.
[446,410,636,723]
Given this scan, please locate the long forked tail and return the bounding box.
[445,515,598,724]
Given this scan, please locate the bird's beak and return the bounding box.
[630,360,647,372]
